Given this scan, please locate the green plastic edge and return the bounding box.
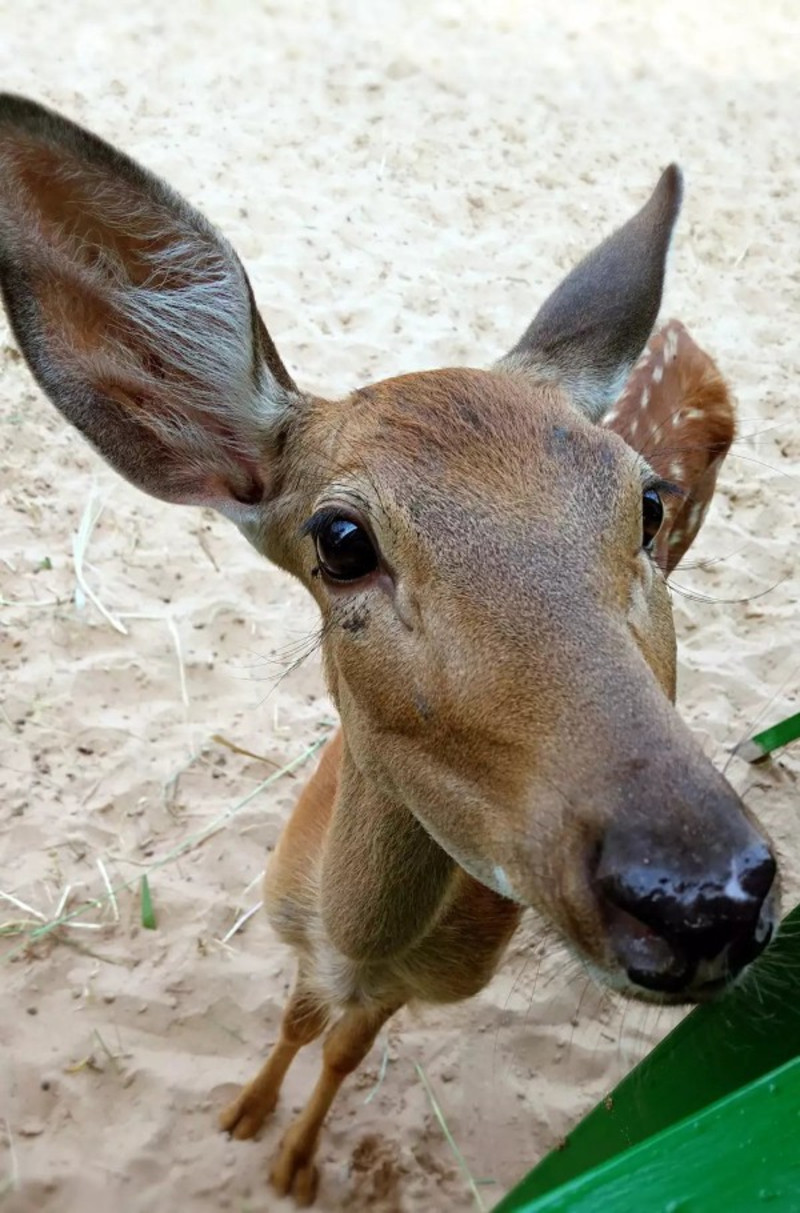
[495,901,800,1211]
[503,1055,800,1213]
[748,711,800,759]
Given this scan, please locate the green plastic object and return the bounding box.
[735,710,800,763]
[502,1056,800,1212]
[496,902,800,1211]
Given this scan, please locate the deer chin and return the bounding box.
[580,957,699,1006]
[579,954,741,1006]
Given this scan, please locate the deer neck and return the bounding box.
[319,737,458,962]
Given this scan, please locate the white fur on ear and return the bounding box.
[498,350,632,422]
[0,92,299,511]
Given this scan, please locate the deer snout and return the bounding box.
[594,833,777,999]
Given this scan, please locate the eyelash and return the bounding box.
[646,477,684,501]
[300,506,351,541]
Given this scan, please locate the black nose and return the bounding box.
[596,842,777,995]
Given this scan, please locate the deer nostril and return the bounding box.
[600,900,694,994]
[737,846,776,902]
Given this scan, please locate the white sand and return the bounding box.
[1,2,798,1210]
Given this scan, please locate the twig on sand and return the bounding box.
[415,1062,487,1211]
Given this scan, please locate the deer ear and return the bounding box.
[0,93,300,519]
[498,165,683,422]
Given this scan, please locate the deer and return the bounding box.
[0,94,779,1206]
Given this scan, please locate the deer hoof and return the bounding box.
[270,1136,320,1206]
[219,1085,278,1140]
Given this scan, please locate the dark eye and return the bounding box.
[642,488,664,550]
[312,514,379,583]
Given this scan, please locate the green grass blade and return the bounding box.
[140,875,157,930]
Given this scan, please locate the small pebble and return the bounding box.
[19,1118,45,1137]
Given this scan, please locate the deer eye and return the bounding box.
[307,511,379,583]
[642,488,664,550]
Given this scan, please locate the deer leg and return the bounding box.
[220,976,329,1141]
[270,1001,400,1206]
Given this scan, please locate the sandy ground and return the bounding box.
[1,2,798,1210]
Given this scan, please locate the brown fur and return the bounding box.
[0,95,777,1206]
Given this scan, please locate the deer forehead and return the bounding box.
[304,368,645,547]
